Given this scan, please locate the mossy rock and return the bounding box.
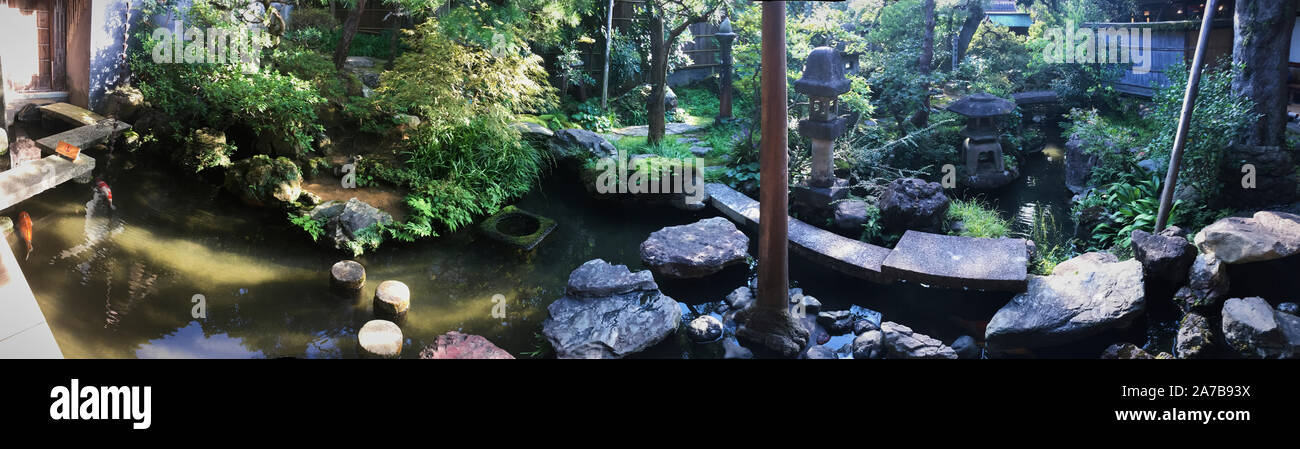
[177,127,233,173]
[224,155,303,208]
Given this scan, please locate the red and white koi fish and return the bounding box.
[95,180,115,209]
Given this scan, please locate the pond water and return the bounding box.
[9,120,1170,358]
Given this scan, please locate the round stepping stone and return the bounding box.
[330,260,366,291]
[373,280,411,320]
[357,320,403,358]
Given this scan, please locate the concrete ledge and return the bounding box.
[707,183,893,283]
[0,154,96,212]
[0,237,63,358]
[881,230,1029,292]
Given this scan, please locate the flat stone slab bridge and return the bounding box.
[1,103,131,211]
[706,183,1030,292]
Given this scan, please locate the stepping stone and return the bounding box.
[689,145,711,157]
[881,230,1029,291]
[35,120,132,153]
[39,102,105,127]
[639,217,749,279]
[0,154,96,212]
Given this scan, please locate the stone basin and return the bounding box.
[479,205,557,251]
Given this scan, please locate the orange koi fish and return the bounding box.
[17,211,33,260]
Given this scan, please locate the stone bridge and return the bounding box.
[706,183,1030,292]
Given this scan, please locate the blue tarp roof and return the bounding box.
[987,13,1033,28]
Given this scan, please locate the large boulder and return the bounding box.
[880,321,958,359]
[877,178,949,233]
[548,129,617,168]
[1193,211,1300,264]
[1131,226,1196,287]
[639,217,749,279]
[96,85,144,122]
[1172,253,1231,314]
[542,259,681,358]
[1175,312,1215,359]
[1221,297,1291,359]
[309,198,393,257]
[223,155,302,208]
[985,255,1145,351]
[417,331,514,359]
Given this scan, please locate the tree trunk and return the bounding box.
[909,0,936,129]
[648,14,667,146]
[601,0,615,110]
[951,0,983,71]
[334,0,368,69]
[1232,0,1295,148]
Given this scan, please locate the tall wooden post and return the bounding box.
[733,0,808,358]
[756,1,788,313]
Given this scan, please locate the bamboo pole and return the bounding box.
[1155,0,1216,231]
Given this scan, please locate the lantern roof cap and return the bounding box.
[794,47,851,98]
[946,93,1016,117]
[716,17,736,37]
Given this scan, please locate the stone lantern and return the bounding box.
[715,17,737,119]
[792,47,851,211]
[946,93,1018,189]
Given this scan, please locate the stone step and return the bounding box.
[0,154,96,212]
[39,102,106,127]
[706,183,893,283]
[35,120,132,153]
[881,230,1029,292]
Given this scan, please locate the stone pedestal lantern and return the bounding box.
[946,93,1018,189]
[792,47,851,211]
[715,17,737,120]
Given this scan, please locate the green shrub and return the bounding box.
[289,213,327,242]
[1145,58,1260,202]
[377,113,545,241]
[1063,108,1149,188]
[947,198,1010,238]
[1081,174,1184,252]
[375,17,555,124]
[131,0,325,157]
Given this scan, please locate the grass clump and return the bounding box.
[947,198,1010,238]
